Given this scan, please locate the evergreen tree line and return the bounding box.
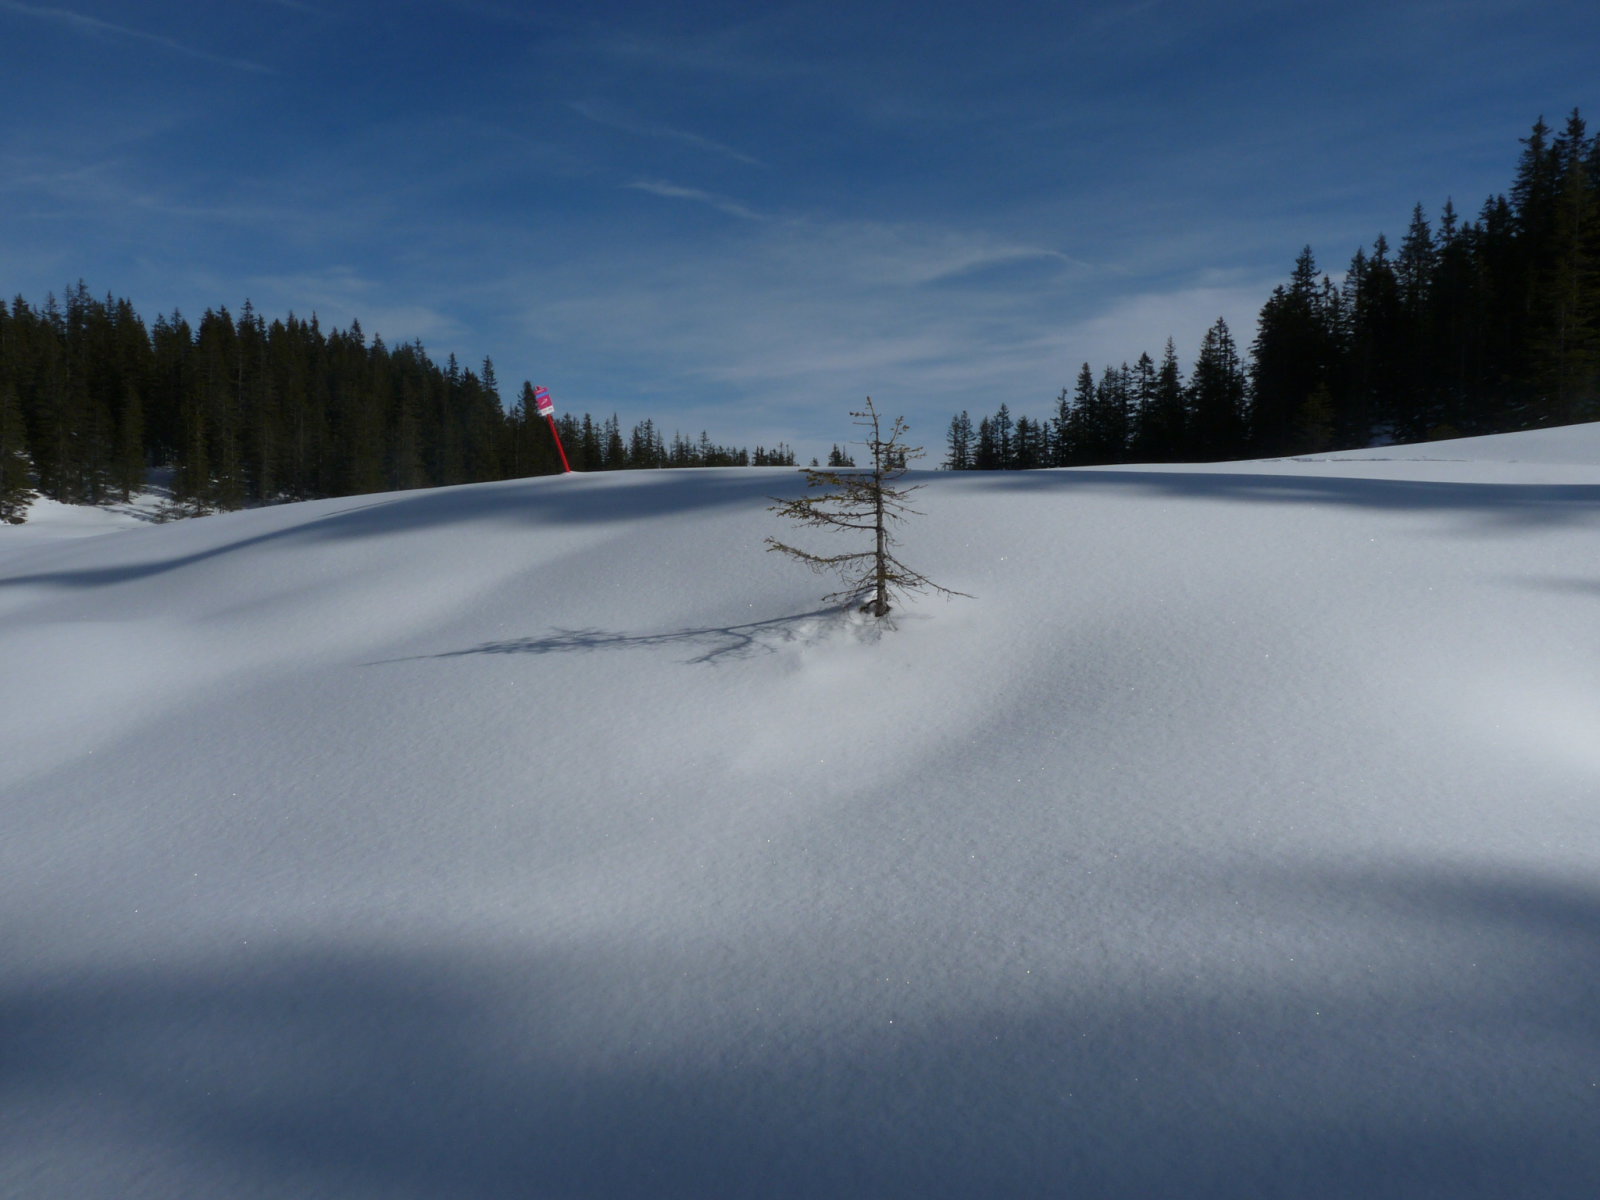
[543,410,793,472]
[0,286,791,521]
[945,111,1600,470]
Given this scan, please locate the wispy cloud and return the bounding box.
[0,0,273,73]
[1066,279,1277,370]
[239,266,465,347]
[0,148,319,232]
[502,208,1268,447]
[570,99,764,168]
[625,180,767,222]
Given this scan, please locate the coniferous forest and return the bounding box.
[945,112,1600,469]
[4,113,1597,520]
[0,294,792,522]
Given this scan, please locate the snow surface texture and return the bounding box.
[4,426,1599,1199]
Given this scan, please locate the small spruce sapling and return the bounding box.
[766,399,970,618]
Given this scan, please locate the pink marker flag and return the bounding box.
[532,386,572,472]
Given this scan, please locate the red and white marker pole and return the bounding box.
[533,386,572,473]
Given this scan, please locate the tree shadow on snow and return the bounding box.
[5,863,1598,1200]
[373,607,850,667]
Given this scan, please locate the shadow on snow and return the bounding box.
[4,863,1598,1199]
[0,469,793,591]
[942,468,1600,532]
[374,606,847,667]
[6,466,1600,594]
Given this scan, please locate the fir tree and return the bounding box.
[1049,386,1075,466]
[1250,247,1336,454]
[603,414,626,468]
[1188,317,1248,459]
[766,399,968,619]
[1082,364,1130,464]
[1529,110,1600,422]
[577,413,600,469]
[1394,204,1440,438]
[1127,351,1159,459]
[1135,339,1187,461]
[629,418,665,468]
[1063,363,1096,466]
[116,382,144,501]
[1012,414,1046,469]
[944,410,973,470]
[991,402,1014,468]
[1427,198,1484,433]
[973,416,999,469]
[0,380,37,522]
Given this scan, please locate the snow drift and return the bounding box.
[3,426,1599,1198]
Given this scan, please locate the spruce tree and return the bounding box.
[944,410,973,470]
[1529,110,1599,422]
[1145,339,1188,460]
[1012,414,1045,469]
[1049,386,1075,466]
[1251,247,1336,454]
[116,382,144,501]
[1427,198,1483,433]
[1343,237,1405,441]
[603,414,626,468]
[973,416,999,469]
[0,380,37,522]
[1127,351,1159,460]
[1188,317,1248,459]
[767,399,968,619]
[1063,363,1096,466]
[1083,364,1130,464]
[991,402,1014,468]
[1394,205,1439,438]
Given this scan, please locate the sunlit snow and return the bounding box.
[4,426,1598,1198]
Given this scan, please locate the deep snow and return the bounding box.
[3,426,1598,1199]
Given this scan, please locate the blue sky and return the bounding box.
[2,0,1597,458]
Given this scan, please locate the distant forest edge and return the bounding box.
[0,296,794,523]
[4,113,1597,522]
[945,111,1600,469]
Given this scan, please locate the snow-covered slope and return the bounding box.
[4,427,1599,1199]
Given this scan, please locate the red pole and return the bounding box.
[545,411,572,473]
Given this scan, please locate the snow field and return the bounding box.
[3,428,1599,1198]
